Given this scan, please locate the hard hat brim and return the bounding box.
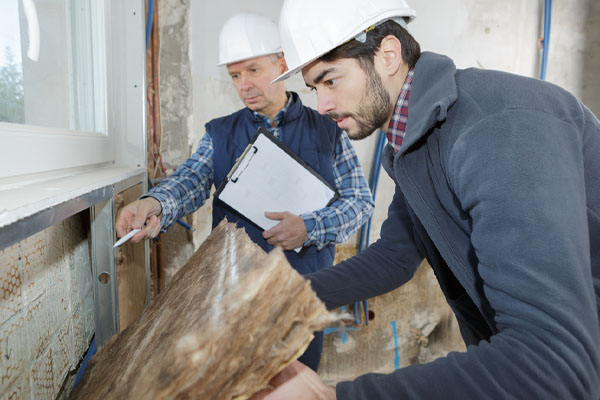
[271,60,311,83]
[217,49,282,67]
[272,12,415,84]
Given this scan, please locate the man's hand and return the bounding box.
[263,212,307,250]
[115,198,162,243]
[251,361,336,400]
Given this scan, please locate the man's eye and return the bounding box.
[325,79,337,87]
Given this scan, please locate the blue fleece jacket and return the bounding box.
[307,52,600,399]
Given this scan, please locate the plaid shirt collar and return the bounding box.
[386,69,414,154]
[252,91,294,128]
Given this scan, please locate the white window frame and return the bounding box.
[0,0,146,245]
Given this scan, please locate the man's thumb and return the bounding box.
[265,211,284,220]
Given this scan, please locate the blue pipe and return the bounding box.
[357,130,386,252]
[364,130,386,248]
[540,0,552,81]
[72,337,97,389]
[354,129,387,326]
[353,301,361,325]
[145,0,154,50]
[175,218,195,232]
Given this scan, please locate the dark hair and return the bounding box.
[319,19,421,70]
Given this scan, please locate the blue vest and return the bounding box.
[206,93,340,275]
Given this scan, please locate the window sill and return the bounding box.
[0,164,146,250]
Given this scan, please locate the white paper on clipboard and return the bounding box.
[215,129,338,252]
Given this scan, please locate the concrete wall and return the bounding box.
[319,262,466,383]
[156,0,196,277]
[0,213,94,399]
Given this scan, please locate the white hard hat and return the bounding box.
[274,0,416,82]
[217,12,282,66]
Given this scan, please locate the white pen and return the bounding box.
[113,228,141,248]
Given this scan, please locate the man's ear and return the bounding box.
[278,55,289,74]
[377,35,403,77]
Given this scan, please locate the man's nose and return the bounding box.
[239,74,253,91]
[316,90,335,116]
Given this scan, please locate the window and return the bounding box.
[0,0,104,132]
[0,1,25,125]
[0,0,145,243]
[0,0,144,179]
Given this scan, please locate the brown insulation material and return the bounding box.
[70,220,338,400]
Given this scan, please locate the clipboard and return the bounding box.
[214,127,339,248]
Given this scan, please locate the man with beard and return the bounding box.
[251,0,600,398]
[115,11,374,372]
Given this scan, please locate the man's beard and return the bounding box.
[329,65,392,140]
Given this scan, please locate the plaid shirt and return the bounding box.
[252,92,294,140]
[146,95,374,250]
[386,69,414,154]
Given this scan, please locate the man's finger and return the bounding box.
[115,208,135,238]
[265,211,286,221]
[145,215,161,239]
[263,223,282,240]
[115,221,129,238]
[127,215,159,242]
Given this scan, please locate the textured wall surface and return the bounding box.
[158,0,193,170]
[580,0,600,115]
[157,0,196,278]
[0,213,94,399]
[547,0,600,116]
[320,262,465,383]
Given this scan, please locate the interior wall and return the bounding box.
[549,0,600,116]
[319,262,466,383]
[581,0,600,115]
[157,0,196,278]
[0,213,94,399]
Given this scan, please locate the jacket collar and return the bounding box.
[396,52,458,156]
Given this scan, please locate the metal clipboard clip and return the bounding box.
[229,145,258,183]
